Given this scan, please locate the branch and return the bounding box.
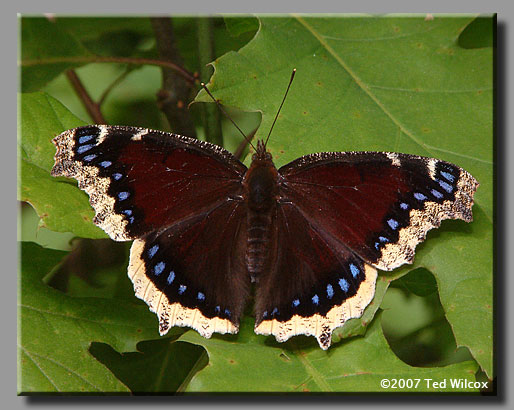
[197,17,223,146]
[150,17,196,136]
[65,70,106,124]
[22,55,198,86]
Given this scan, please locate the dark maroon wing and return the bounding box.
[51,125,249,336]
[254,151,478,349]
[254,201,378,349]
[51,125,247,241]
[277,151,478,271]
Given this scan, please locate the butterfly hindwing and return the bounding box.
[254,200,377,349]
[129,199,249,337]
[278,151,479,271]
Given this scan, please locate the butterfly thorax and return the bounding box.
[244,142,278,277]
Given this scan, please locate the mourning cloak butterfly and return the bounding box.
[51,122,478,349]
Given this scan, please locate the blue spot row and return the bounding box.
[99,161,112,168]
[83,154,96,162]
[197,292,205,301]
[178,284,187,295]
[431,189,443,199]
[153,261,165,276]
[440,171,455,182]
[113,173,123,181]
[387,219,399,230]
[167,271,175,284]
[339,278,349,292]
[312,294,319,305]
[414,192,427,201]
[77,144,93,154]
[118,191,130,201]
[78,134,94,144]
[437,179,453,193]
[327,284,334,299]
[349,263,360,278]
[122,209,132,217]
[400,202,409,210]
[292,299,300,307]
[147,244,159,259]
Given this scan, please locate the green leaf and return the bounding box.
[224,16,259,37]
[18,92,107,239]
[180,314,478,392]
[197,15,493,378]
[18,242,163,393]
[20,17,93,92]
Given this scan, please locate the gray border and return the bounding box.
[8,0,512,408]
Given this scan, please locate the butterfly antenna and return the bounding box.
[264,68,296,147]
[200,82,257,152]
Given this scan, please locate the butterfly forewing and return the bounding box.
[277,151,479,271]
[51,125,247,241]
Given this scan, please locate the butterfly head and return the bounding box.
[253,139,273,163]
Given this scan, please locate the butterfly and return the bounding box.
[50,119,478,349]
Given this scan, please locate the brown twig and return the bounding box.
[65,70,106,124]
[22,55,198,86]
[151,17,196,136]
[98,67,131,107]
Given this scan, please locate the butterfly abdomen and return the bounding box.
[244,151,279,277]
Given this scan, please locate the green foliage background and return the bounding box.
[18,15,493,393]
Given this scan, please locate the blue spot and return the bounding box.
[99,161,112,168]
[414,192,427,201]
[387,219,399,230]
[400,202,409,210]
[262,310,268,318]
[197,292,205,301]
[77,144,93,154]
[379,236,389,243]
[178,285,187,295]
[327,284,334,299]
[339,278,349,292]
[83,154,96,162]
[128,216,135,224]
[375,242,380,250]
[312,294,319,305]
[148,244,159,259]
[438,179,453,193]
[441,171,455,182]
[431,189,443,199]
[350,263,360,278]
[215,305,221,313]
[118,191,130,201]
[113,173,123,181]
[224,309,231,317]
[271,307,279,316]
[292,299,300,307]
[78,135,94,144]
[122,209,133,216]
[166,271,175,284]
[153,261,165,276]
